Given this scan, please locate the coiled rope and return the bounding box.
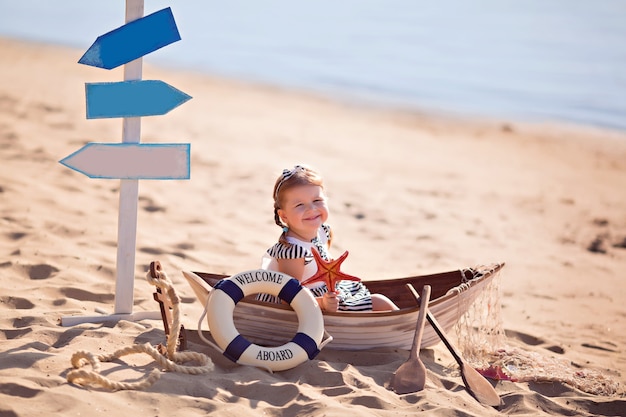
[66,262,213,390]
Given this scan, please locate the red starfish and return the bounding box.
[301,247,361,292]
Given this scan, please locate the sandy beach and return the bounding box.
[0,37,625,416]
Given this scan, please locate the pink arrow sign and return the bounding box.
[59,143,190,179]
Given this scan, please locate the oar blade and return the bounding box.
[391,361,427,394]
[461,363,502,407]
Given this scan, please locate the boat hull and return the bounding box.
[183,263,503,351]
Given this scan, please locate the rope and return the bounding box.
[66,265,214,391]
[196,296,224,354]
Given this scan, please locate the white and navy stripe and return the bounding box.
[258,224,373,311]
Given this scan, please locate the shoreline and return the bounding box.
[4,34,626,136]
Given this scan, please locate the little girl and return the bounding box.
[258,164,398,312]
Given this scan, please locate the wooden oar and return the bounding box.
[390,285,431,394]
[407,284,501,407]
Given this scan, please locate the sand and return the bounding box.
[0,37,625,416]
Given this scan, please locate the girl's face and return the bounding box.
[278,184,328,239]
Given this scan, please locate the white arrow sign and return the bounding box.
[59,143,190,179]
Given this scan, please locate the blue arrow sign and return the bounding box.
[79,7,181,70]
[59,143,190,179]
[86,80,191,119]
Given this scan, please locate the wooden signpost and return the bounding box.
[60,0,191,326]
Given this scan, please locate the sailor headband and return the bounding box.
[274,165,306,200]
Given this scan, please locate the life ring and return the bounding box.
[206,269,326,372]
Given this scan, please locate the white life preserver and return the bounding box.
[206,269,326,372]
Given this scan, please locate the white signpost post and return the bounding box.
[60,0,191,326]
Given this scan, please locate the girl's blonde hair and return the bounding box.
[273,164,331,246]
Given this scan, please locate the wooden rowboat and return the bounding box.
[182,263,504,351]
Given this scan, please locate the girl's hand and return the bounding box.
[321,292,339,312]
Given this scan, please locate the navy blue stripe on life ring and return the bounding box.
[292,332,320,359]
[278,278,302,304]
[215,279,244,304]
[224,334,251,362]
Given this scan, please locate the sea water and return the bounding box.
[1,0,625,131]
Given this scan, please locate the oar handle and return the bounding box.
[406,284,463,366]
[410,285,431,356]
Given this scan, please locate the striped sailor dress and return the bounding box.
[258,224,373,311]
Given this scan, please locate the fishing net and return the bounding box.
[451,267,623,397]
